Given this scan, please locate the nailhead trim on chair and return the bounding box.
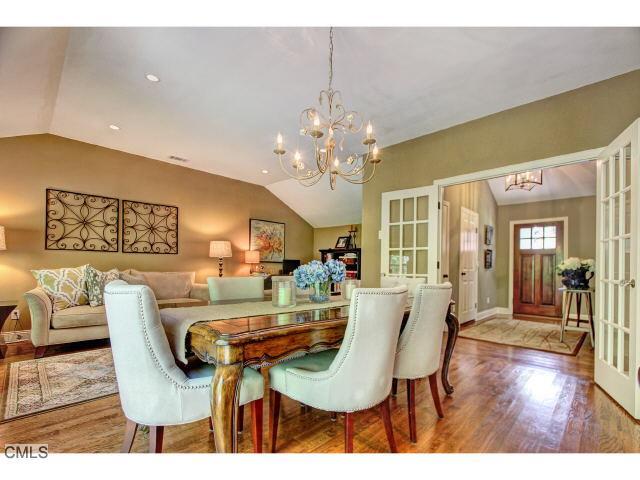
[283,287,407,412]
[107,289,208,391]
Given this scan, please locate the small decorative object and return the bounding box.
[272,278,296,308]
[505,170,543,191]
[0,225,5,250]
[348,225,358,248]
[245,250,261,274]
[294,259,346,303]
[556,257,595,290]
[209,241,232,277]
[46,189,118,252]
[122,200,178,254]
[250,219,285,262]
[484,225,494,246]
[273,27,381,191]
[484,249,493,269]
[335,235,351,249]
[343,279,360,300]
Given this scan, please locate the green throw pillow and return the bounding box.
[31,265,90,312]
[85,266,120,307]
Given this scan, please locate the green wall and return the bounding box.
[362,69,640,287]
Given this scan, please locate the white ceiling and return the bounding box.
[1,27,639,226]
[487,162,597,206]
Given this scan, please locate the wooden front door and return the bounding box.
[513,221,564,317]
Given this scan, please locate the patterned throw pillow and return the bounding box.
[31,265,90,312]
[85,266,120,307]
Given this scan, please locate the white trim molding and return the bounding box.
[476,307,499,321]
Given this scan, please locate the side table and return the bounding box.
[560,288,595,348]
[0,300,19,359]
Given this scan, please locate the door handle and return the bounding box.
[622,279,636,288]
[461,272,466,276]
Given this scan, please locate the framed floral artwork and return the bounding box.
[249,219,285,263]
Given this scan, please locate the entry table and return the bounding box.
[560,288,595,347]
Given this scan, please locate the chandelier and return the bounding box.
[273,27,381,190]
[505,170,543,191]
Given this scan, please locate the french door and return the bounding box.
[380,186,439,285]
[595,119,639,418]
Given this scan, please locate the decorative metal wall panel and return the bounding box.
[45,189,119,252]
[122,200,178,254]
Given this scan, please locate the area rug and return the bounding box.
[1,348,117,422]
[459,318,586,355]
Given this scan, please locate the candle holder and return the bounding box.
[342,279,360,301]
[272,278,296,308]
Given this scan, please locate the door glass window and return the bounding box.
[519,224,557,250]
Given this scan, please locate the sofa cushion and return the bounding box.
[51,304,107,329]
[119,271,149,286]
[130,270,195,300]
[86,266,120,307]
[31,265,89,312]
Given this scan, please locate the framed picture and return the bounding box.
[122,200,178,254]
[45,188,119,252]
[484,225,494,245]
[335,236,351,249]
[484,249,493,269]
[250,219,285,263]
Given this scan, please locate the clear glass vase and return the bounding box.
[342,279,360,300]
[309,281,331,303]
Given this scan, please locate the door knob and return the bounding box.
[461,272,466,276]
[622,279,636,288]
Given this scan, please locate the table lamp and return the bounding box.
[209,241,232,277]
[0,226,5,251]
[245,250,261,274]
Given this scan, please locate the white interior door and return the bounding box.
[459,207,479,322]
[441,200,451,283]
[595,119,639,418]
[380,186,439,285]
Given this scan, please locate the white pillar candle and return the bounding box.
[345,282,356,300]
[278,283,292,306]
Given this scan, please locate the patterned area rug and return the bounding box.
[1,348,117,422]
[459,318,587,355]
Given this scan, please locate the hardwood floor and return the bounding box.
[1,336,639,453]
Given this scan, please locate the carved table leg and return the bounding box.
[442,304,459,396]
[211,359,244,453]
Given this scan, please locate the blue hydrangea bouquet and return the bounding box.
[293,259,346,303]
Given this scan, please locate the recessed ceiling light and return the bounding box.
[261,169,269,174]
[145,73,160,82]
[109,124,120,130]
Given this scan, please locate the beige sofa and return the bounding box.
[24,270,209,358]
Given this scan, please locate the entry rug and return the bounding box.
[459,318,587,356]
[1,348,117,422]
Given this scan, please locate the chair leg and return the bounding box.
[121,419,138,453]
[330,412,337,421]
[208,417,214,432]
[406,379,417,443]
[344,412,354,453]
[269,390,281,453]
[379,396,397,453]
[238,405,245,433]
[250,399,263,453]
[428,373,444,418]
[391,378,398,396]
[148,426,164,453]
[34,346,47,359]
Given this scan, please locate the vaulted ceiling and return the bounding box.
[1,27,638,226]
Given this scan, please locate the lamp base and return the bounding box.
[218,258,224,277]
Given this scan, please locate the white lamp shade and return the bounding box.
[245,250,260,264]
[0,226,5,251]
[209,240,232,258]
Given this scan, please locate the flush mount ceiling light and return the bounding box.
[273,27,381,191]
[145,73,160,82]
[109,124,120,130]
[505,170,543,191]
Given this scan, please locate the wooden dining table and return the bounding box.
[186,299,459,453]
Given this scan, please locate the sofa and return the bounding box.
[24,269,209,357]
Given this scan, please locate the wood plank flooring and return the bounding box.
[1,335,639,453]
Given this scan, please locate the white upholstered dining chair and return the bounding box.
[104,281,265,453]
[268,286,408,453]
[207,276,264,302]
[393,282,452,442]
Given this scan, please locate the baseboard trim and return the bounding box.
[476,308,499,321]
[496,307,512,316]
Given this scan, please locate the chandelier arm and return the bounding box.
[278,155,321,181]
[337,163,378,185]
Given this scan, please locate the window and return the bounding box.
[520,225,556,250]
